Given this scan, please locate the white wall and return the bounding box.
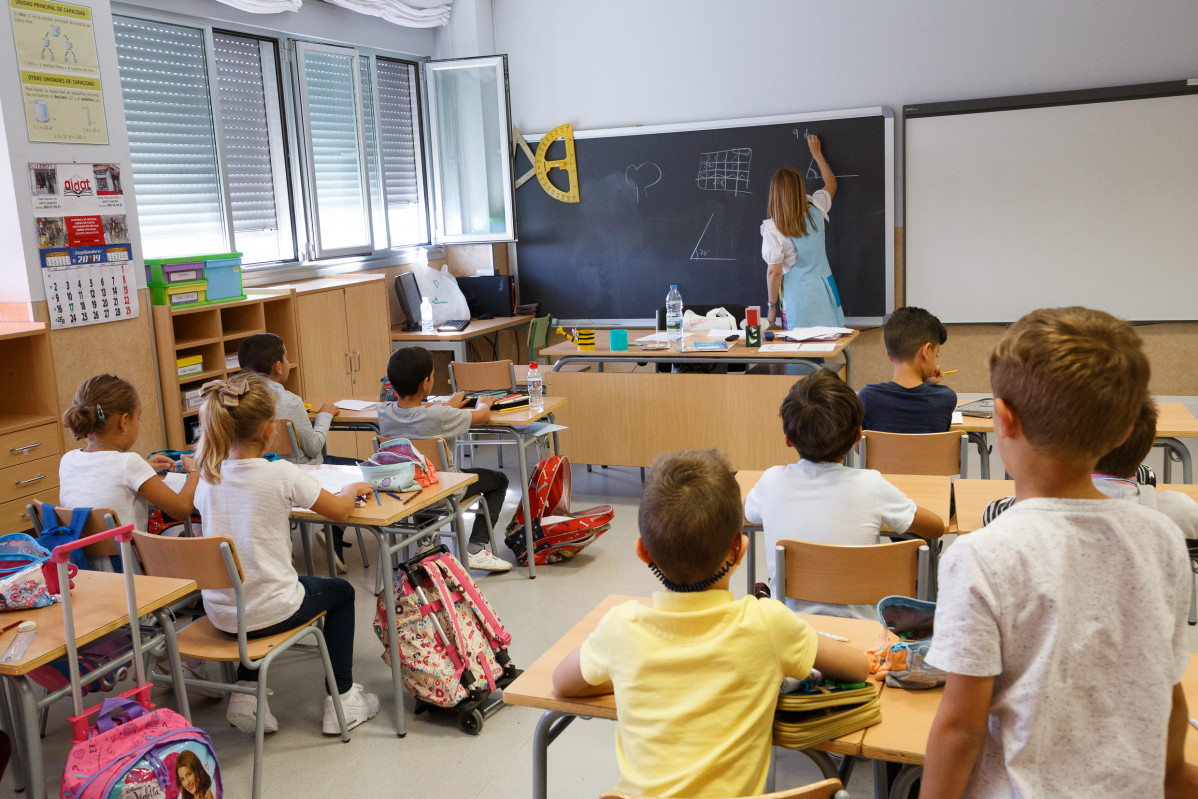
[493,0,1198,219]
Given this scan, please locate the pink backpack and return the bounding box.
[504,455,613,565]
[372,547,520,733]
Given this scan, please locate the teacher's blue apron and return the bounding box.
[780,209,844,328]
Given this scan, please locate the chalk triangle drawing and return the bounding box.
[690,212,737,261]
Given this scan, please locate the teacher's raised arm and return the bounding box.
[761,135,845,331]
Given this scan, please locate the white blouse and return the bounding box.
[760,189,833,272]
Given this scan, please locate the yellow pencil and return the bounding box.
[941,369,959,375]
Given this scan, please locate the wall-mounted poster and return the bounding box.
[9,0,107,144]
[31,161,138,328]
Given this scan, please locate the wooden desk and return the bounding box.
[290,464,476,737]
[954,400,1198,483]
[308,397,569,579]
[502,594,881,799]
[735,470,953,594]
[954,479,1198,533]
[541,328,859,385]
[390,315,533,362]
[0,571,197,799]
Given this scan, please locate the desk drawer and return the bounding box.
[0,454,60,504]
[0,488,58,534]
[0,423,62,470]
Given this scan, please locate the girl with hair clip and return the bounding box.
[192,372,380,735]
[761,134,844,330]
[60,374,198,536]
[174,749,215,799]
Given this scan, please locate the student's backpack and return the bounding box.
[503,455,612,565]
[372,546,520,734]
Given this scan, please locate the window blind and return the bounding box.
[113,17,226,258]
[212,33,278,235]
[374,58,425,244]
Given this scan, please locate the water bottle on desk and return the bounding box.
[420,296,435,334]
[665,284,683,344]
[527,361,544,414]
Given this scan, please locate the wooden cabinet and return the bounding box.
[152,290,301,449]
[0,323,62,533]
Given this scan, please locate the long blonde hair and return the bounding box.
[766,166,814,238]
[194,372,276,483]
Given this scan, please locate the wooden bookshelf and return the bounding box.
[0,323,62,533]
[152,290,302,448]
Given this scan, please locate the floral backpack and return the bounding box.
[504,455,612,565]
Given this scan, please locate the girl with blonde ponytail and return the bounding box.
[60,374,197,533]
[191,372,380,735]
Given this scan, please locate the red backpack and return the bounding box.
[504,455,612,565]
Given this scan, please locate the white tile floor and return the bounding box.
[6,444,1197,798]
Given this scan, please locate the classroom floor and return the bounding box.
[8,428,1198,798]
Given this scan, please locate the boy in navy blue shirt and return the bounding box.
[858,306,957,433]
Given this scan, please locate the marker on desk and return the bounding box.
[373,487,382,506]
[1191,718,1198,731]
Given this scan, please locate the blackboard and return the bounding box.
[514,108,894,324]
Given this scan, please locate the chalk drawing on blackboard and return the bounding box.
[794,128,860,182]
[625,162,662,203]
[690,212,737,261]
[696,149,752,195]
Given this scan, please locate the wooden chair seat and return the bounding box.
[175,612,327,662]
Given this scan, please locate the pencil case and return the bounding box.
[773,680,881,749]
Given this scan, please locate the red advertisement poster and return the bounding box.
[65,214,103,246]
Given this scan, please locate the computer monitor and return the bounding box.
[394,272,424,331]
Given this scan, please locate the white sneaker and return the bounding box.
[467,547,512,573]
[323,683,380,734]
[227,681,278,734]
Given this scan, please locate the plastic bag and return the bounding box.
[410,258,470,324]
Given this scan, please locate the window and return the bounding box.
[374,58,428,247]
[113,17,227,259]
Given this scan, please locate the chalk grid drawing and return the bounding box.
[695,148,752,195]
[625,162,662,203]
[690,212,737,261]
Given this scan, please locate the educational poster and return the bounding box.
[9,0,107,144]
[31,161,138,329]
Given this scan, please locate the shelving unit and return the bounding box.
[0,323,62,533]
[152,289,302,448]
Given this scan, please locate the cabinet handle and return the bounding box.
[354,351,361,372]
[14,474,46,486]
[9,441,41,454]
[345,352,352,376]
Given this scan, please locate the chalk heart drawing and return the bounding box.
[625,163,662,201]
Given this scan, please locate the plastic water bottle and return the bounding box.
[665,284,684,343]
[420,296,434,334]
[527,361,544,413]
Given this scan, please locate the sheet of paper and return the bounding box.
[298,464,363,496]
[335,399,378,411]
[951,411,964,425]
[633,332,675,343]
[797,342,837,353]
[511,422,568,437]
[759,343,804,352]
[776,326,854,341]
[162,471,187,491]
[707,329,745,339]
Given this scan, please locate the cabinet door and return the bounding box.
[343,281,391,394]
[296,290,352,397]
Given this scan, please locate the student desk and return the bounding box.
[501,594,881,799]
[311,397,568,578]
[954,479,1198,534]
[541,328,859,385]
[0,571,198,799]
[734,471,953,595]
[953,401,1198,484]
[390,314,533,362]
[289,464,476,736]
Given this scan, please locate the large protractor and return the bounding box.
[534,123,580,203]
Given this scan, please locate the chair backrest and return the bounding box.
[268,418,300,460]
[858,430,968,477]
[599,778,844,799]
[774,538,929,605]
[527,315,552,362]
[28,503,121,557]
[654,303,748,330]
[133,531,242,591]
[448,359,517,392]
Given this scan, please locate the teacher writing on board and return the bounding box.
[761,135,845,330]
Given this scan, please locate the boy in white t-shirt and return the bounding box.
[922,307,1197,799]
[744,368,944,618]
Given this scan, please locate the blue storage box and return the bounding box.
[203,254,244,301]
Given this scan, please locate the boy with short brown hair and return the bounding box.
[922,307,1197,798]
[858,306,957,433]
[553,449,868,798]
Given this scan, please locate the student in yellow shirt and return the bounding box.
[553,449,868,799]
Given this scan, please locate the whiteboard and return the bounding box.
[904,87,1198,323]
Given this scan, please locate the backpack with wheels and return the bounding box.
[372,545,520,734]
[504,455,613,565]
